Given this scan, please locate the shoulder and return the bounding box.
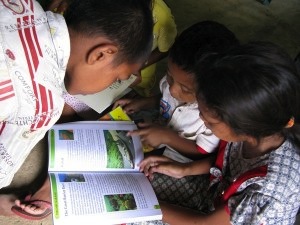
[152,0,173,18]
[152,0,176,27]
[267,139,300,183]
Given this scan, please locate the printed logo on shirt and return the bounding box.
[0,143,14,167]
[15,71,38,103]
[160,99,171,119]
[1,0,25,14]
[5,49,15,60]
[4,17,48,32]
[4,108,61,127]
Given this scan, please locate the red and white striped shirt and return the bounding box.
[0,0,70,188]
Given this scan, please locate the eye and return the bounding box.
[180,85,193,94]
[181,87,193,94]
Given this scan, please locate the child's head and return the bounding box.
[196,42,300,146]
[166,20,239,103]
[63,0,153,95]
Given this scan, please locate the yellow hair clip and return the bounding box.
[285,117,295,128]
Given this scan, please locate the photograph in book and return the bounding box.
[104,129,134,169]
[48,121,162,225]
[104,193,137,212]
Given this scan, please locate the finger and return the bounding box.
[57,1,68,13]
[149,164,172,177]
[141,163,152,176]
[135,122,150,128]
[127,129,144,137]
[113,99,128,109]
[47,0,61,11]
[138,157,152,168]
[112,102,120,109]
[148,171,155,181]
[123,107,135,115]
[138,157,158,171]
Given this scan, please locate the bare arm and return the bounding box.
[129,122,202,158]
[113,95,161,114]
[162,131,202,158]
[141,48,169,70]
[46,0,69,13]
[161,202,231,225]
[56,103,81,123]
[139,154,215,179]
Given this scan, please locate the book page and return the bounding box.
[74,74,136,114]
[50,172,162,225]
[48,121,143,172]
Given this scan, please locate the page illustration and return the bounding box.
[104,130,134,169]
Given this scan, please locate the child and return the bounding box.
[139,42,300,224]
[132,0,177,97]
[45,0,177,119]
[0,0,153,219]
[114,21,239,210]
[116,21,239,162]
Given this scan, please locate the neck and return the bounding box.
[242,133,284,158]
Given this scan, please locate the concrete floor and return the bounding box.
[1,0,300,224]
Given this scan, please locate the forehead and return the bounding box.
[168,60,195,85]
[198,99,220,121]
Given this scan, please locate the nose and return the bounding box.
[169,83,180,98]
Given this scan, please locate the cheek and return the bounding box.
[76,72,117,95]
[213,128,239,142]
[65,69,84,95]
[185,94,196,103]
[207,124,228,140]
[92,75,116,92]
[210,129,228,141]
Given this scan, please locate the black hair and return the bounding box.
[169,20,239,74]
[196,42,300,147]
[64,0,153,65]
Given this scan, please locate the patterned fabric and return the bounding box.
[150,173,210,210]
[126,173,211,225]
[152,0,177,53]
[63,90,90,115]
[0,0,69,188]
[128,139,300,225]
[214,140,300,225]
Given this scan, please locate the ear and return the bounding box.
[87,44,118,65]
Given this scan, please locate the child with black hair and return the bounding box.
[114,21,239,210]
[45,0,177,118]
[0,0,153,219]
[115,21,239,162]
[140,42,300,225]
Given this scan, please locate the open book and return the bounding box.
[48,121,162,225]
[74,75,137,114]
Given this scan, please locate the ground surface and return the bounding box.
[1,0,300,224]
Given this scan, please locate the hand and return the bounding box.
[128,122,175,148]
[113,98,147,114]
[129,72,142,88]
[138,155,187,179]
[47,0,69,13]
